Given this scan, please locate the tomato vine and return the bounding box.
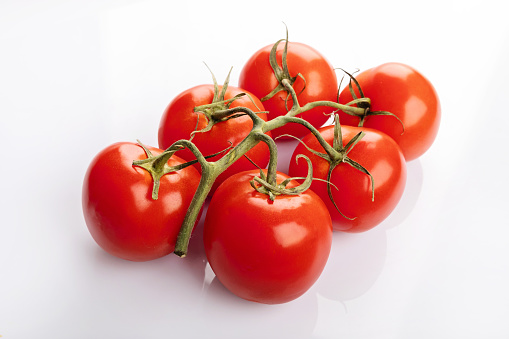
[134,35,374,257]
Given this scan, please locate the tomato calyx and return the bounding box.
[250,154,314,201]
[191,66,264,138]
[131,140,188,200]
[287,115,374,220]
[260,26,306,108]
[132,140,232,200]
[338,68,405,132]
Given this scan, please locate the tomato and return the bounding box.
[158,84,270,193]
[239,41,338,139]
[203,170,332,304]
[82,142,201,262]
[288,124,406,233]
[337,62,441,161]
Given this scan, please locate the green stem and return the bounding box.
[279,116,338,160]
[171,98,372,256]
[279,78,367,118]
[211,106,266,127]
[171,140,219,257]
[174,167,216,257]
[172,109,266,257]
[157,63,376,257]
[254,132,278,186]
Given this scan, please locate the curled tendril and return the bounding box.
[249,154,314,201]
[274,114,375,220]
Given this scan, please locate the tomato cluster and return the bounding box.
[82,29,440,305]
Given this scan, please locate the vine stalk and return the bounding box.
[138,33,375,257]
[170,82,370,257]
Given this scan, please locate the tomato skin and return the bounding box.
[82,142,201,262]
[158,84,270,193]
[338,62,441,161]
[203,170,332,304]
[288,125,406,233]
[239,42,338,139]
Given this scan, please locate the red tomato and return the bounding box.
[239,41,338,139]
[337,62,441,161]
[203,170,332,304]
[288,125,406,233]
[158,84,270,193]
[82,142,201,261]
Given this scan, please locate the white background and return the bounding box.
[1,0,508,338]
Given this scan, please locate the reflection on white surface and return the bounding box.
[200,277,319,338]
[377,159,424,231]
[315,230,387,303]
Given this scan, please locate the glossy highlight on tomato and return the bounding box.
[338,62,441,161]
[203,170,333,304]
[289,125,406,233]
[158,84,271,193]
[239,41,338,138]
[82,142,201,261]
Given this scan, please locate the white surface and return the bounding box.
[1,1,509,338]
